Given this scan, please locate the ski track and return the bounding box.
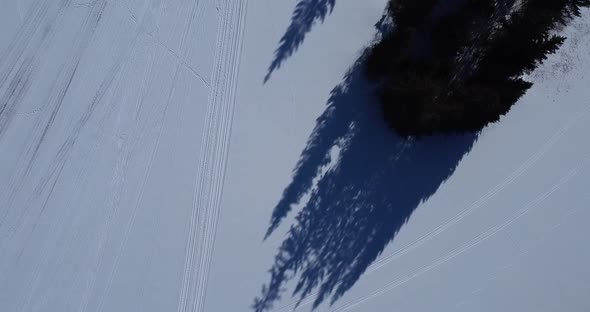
[16,0,24,23]
[116,0,212,89]
[1,0,231,309]
[96,0,207,309]
[176,0,247,311]
[95,58,176,312]
[273,102,590,312]
[330,155,590,312]
[76,33,158,312]
[3,1,584,311]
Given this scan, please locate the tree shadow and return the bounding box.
[264,0,336,83]
[253,54,479,311]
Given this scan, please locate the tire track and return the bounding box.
[0,0,111,237]
[0,0,105,227]
[0,0,73,123]
[331,155,590,312]
[0,0,52,80]
[177,0,247,311]
[0,3,141,309]
[0,0,108,235]
[272,102,590,312]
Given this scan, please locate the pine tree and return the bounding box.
[366,0,590,137]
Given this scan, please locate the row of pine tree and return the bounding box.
[366,0,590,137]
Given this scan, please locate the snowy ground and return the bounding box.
[1,0,589,311]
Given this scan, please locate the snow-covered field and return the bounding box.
[1,0,589,311]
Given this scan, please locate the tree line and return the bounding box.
[366,0,590,136]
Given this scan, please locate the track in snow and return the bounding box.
[271,100,590,312]
[176,0,248,311]
[331,154,590,312]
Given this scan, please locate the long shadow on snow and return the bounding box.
[264,0,336,82]
[254,56,479,311]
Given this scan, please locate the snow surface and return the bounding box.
[1,0,589,311]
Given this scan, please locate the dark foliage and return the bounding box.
[253,1,590,311]
[366,0,590,137]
